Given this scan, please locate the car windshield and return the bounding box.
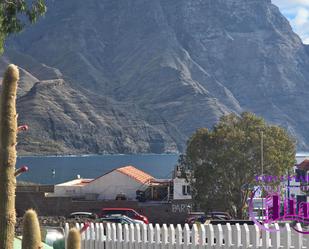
[122,217,133,222]
[102,210,126,215]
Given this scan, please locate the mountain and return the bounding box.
[2,0,309,154]
[0,53,184,154]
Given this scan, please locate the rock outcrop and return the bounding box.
[3,0,309,153]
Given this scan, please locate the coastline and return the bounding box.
[17,153,180,158]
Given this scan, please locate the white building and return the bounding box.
[83,166,153,200]
[48,166,154,201]
[49,178,92,198]
[173,178,192,200]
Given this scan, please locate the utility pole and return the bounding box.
[261,130,264,221]
[261,130,264,177]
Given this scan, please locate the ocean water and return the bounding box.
[16,154,179,184]
[17,152,306,185]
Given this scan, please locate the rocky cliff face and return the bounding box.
[0,53,184,154]
[3,0,309,154]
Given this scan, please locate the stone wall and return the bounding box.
[15,191,192,224]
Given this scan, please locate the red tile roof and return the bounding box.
[116,166,154,184]
[57,178,93,186]
[298,159,309,170]
[74,179,92,186]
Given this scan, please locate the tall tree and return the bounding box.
[0,0,46,53]
[185,112,296,219]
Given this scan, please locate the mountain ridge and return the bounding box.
[2,0,309,154]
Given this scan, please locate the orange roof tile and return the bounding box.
[298,159,309,170]
[116,166,154,184]
[57,178,93,186]
[74,179,92,186]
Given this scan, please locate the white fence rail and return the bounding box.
[65,222,309,249]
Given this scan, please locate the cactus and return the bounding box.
[0,64,19,249]
[21,209,42,249]
[67,228,81,249]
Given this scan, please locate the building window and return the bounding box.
[182,185,187,195]
[65,189,76,193]
[182,185,191,195]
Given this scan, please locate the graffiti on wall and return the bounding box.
[172,204,191,213]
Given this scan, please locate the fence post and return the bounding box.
[89,223,95,249]
[80,223,86,249]
[272,223,280,249]
[99,223,105,249]
[293,223,303,249]
[111,223,117,249]
[216,224,223,249]
[199,224,206,249]
[148,224,154,249]
[184,223,190,249]
[192,224,199,247]
[124,224,130,249]
[169,224,175,249]
[223,223,233,248]
[205,224,214,248]
[129,224,135,249]
[84,223,89,249]
[241,224,250,249]
[235,223,241,248]
[141,224,147,249]
[282,223,291,249]
[251,224,260,248]
[162,224,169,246]
[94,223,99,249]
[117,223,123,249]
[65,223,69,249]
[106,223,112,249]
[176,224,182,249]
[261,223,271,249]
[135,224,141,249]
[155,224,161,249]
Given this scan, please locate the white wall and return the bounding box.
[48,184,84,197]
[82,171,148,200]
[173,178,192,200]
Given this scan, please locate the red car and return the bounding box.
[100,208,149,224]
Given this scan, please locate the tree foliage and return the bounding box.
[185,112,296,218]
[0,0,46,53]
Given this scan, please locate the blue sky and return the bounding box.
[272,0,309,44]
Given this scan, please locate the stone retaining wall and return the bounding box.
[16,191,192,224]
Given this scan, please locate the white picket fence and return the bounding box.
[64,222,309,249]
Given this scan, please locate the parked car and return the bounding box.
[207,212,232,220]
[186,211,232,225]
[98,214,144,225]
[185,212,205,224]
[100,208,149,224]
[67,212,97,219]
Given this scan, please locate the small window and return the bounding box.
[187,186,191,195]
[182,185,187,195]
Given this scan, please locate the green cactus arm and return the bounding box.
[0,64,19,249]
[21,209,42,249]
[67,228,81,249]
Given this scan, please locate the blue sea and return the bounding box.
[16,154,179,185]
